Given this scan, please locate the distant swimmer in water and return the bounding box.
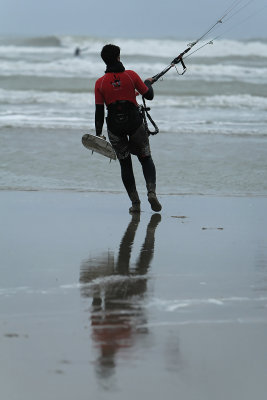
[74,47,81,56]
[74,46,89,57]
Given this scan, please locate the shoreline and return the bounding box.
[1,188,267,197]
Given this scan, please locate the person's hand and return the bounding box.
[145,77,154,83]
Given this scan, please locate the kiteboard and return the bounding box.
[82,133,117,160]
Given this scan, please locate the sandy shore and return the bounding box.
[1,191,267,400]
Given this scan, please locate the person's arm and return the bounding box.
[94,78,105,136]
[95,104,104,136]
[143,78,154,100]
[130,71,154,100]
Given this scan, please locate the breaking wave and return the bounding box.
[1,89,267,111]
[0,35,62,47]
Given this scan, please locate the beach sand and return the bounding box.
[1,191,267,400]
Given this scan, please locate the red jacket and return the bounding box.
[95,70,149,106]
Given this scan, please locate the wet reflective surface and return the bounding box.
[80,214,161,382]
[1,192,267,399]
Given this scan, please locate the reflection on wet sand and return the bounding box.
[80,214,161,382]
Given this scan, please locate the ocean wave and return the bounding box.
[0,46,69,58]
[0,57,266,84]
[153,94,267,110]
[145,296,267,312]
[0,113,88,129]
[1,114,265,137]
[138,318,267,328]
[0,35,62,47]
[184,63,267,82]
[1,89,266,111]
[60,36,267,59]
[1,36,267,60]
[1,89,266,134]
[0,88,90,106]
[0,59,101,78]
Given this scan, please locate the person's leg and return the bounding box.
[108,128,140,213]
[138,155,162,212]
[138,155,156,186]
[119,155,141,213]
[129,124,162,212]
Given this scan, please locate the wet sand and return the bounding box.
[1,191,267,400]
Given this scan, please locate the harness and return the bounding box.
[107,99,159,136]
[139,97,159,136]
[107,100,131,124]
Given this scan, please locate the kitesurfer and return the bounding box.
[74,47,81,56]
[74,46,89,56]
[94,44,161,213]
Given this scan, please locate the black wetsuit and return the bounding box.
[94,61,157,203]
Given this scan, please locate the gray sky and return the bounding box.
[1,0,266,39]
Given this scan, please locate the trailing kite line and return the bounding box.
[141,0,262,135]
[184,0,265,61]
[150,0,258,83]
